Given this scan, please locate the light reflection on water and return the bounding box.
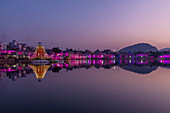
[0,60,170,113]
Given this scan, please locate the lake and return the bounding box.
[0,59,170,113]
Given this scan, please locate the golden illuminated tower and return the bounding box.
[31,42,49,59]
[29,65,50,81]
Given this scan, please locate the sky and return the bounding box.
[1,0,170,50]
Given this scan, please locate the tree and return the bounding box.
[52,47,62,53]
[95,49,100,53]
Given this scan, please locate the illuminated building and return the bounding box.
[31,42,50,60]
[29,65,50,81]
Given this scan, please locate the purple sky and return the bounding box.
[1,0,170,50]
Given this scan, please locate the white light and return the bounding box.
[129,60,131,63]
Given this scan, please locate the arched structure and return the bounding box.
[29,65,50,80]
[30,42,50,60]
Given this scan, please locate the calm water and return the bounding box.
[0,60,170,113]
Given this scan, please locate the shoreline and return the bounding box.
[0,58,168,64]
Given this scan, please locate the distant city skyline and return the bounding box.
[1,0,170,50]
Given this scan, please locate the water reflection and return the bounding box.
[0,59,170,81]
[29,65,50,82]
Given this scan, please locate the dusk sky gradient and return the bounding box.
[1,0,170,50]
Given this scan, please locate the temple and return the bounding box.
[31,42,50,60]
[29,65,50,81]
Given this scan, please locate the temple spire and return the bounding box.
[29,65,50,81]
[31,42,49,59]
